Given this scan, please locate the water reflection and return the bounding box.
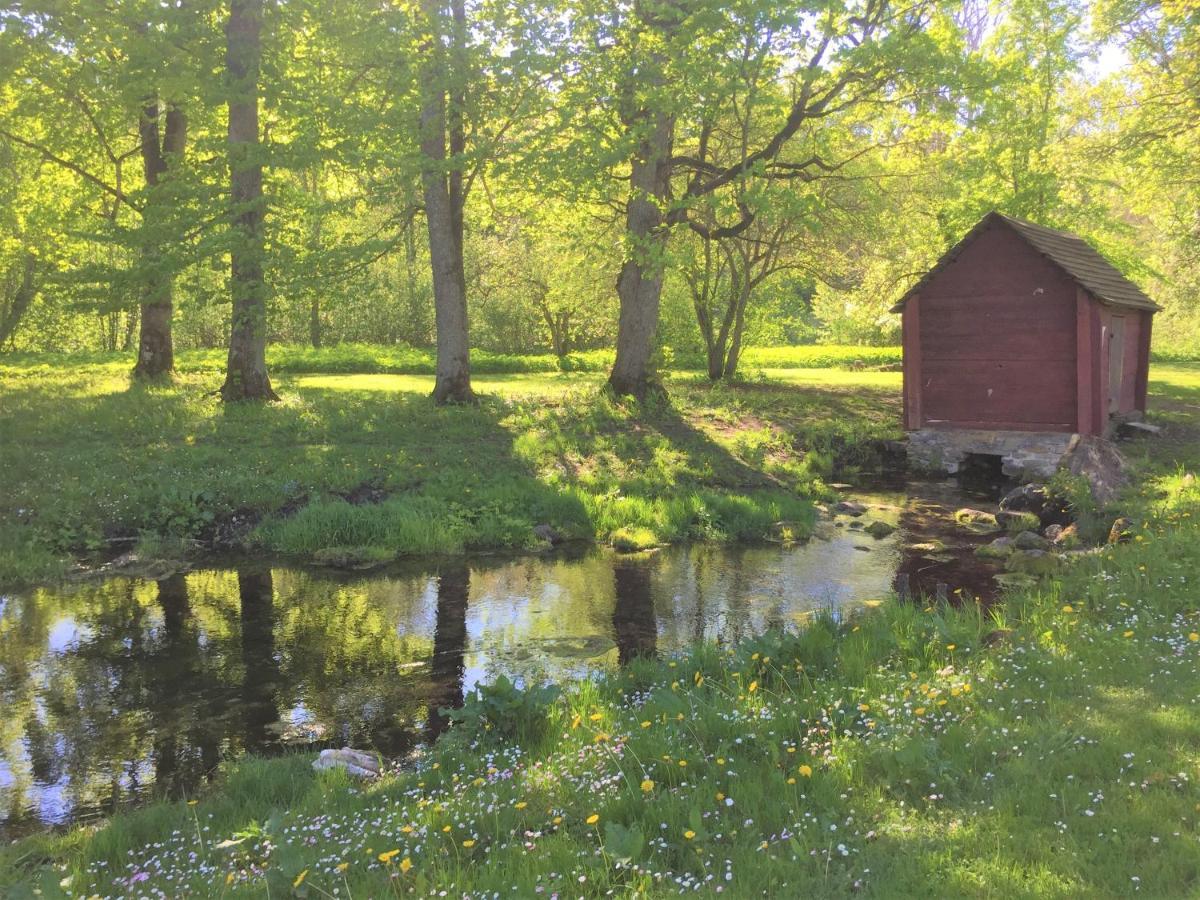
[0,481,1003,837]
[426,564,469,742]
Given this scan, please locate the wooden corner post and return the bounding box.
[903,295,922,430]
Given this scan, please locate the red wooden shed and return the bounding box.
[893,212,1159,438]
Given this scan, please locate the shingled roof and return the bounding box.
[891,212,1161,313]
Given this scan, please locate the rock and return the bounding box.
[312,546,390,569]
[997,510,1041,533]
[1013,530,1049,551]
[1116,420,1162,439]
[1107,516,1134,544]
[533,523,564,545]
[1052,523,1080,549]
[998,483,1049,514]
[1042,523,1063,541]
[1061,436,1130,506]
[975,537,1015,559]
[908,540,947,553]
[864,520,896,539]
[1005,549,1062,576]
[983,628,1014,647]
[313,747,381,779]
[854,545,872,552]
[993,572,1037,590]
[955,508,1001,533]
[828,483,854,491]
[848,520,865,530]
[834,500,868,516]
[768,521,805,543]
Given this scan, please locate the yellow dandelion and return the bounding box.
[442,825,451,833]
[915,707,926,716]
[798,764,813,777]
[335,862,349,873]
[378,849,401,864]
[946,644,956,651]
[399,857,412,874]
[678,759,687,767]
[570,715,581,729]
[462,839,476,848]
[1062,604,1074,613]
[293,869,308,888]
[857,703,870,712]
[640,779,655,793]
[684,830,696,840]
[514,801,527,809]
[641,720,652,728]
[1190,633,1199,642]
[553,816,563,825]
[589,712,602,722]
[1124,630,1135,637]
[586,814,600,825]
[748,681,758,693]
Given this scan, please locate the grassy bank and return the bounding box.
[0,344,906,380]
[4,466,1199,897]
[0,362,903,587]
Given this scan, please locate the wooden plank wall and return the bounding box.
[915,225,1079,432]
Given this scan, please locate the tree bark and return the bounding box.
[418,0,474,404]
[608,105,674,399]
[0,252,38,348]
[221,0,277,401]
[133,100,186,379]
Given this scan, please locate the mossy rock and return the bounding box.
[975,537,1015,559]
[1005,549,1062,576]
[955,508,1001,534]
[1013,530,1050,551]
[864,520,897,539]
[998,510,1041,533]
[312,546,392,569]
[611,527,658,553]
[908,539,947,553]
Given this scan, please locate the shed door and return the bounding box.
[1108,316,1126,414]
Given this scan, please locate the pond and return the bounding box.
[0,479,1006,839]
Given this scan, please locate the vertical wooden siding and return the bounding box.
[915,224,1079,431]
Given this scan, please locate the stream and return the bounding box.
[0,478,1009,839]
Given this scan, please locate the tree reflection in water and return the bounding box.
[425,563,469,742]
[611,558,657,664]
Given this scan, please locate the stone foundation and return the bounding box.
[906,428,1079,481]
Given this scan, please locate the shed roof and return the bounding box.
[891,212,1161,313]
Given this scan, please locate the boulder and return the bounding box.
[908,539,947,553]
[533,523,564,545]
[955,508,1001,534]
[1107,516,1134,545]
[998,483,1072,527]
[1005,549,1062,576]
[1042,523,1063,541]
[864,520,896,539]
[975,537,1015,559]
[998,483,1049,514]
[1013,530,1049,551]
[313,747,381,779]
[997,510,1041,533]
[834,500,868,516]
[1052,523,1080,549]
[1061,436,1130,506]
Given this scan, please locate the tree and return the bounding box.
[417,0,474,403]
[0,0,201,377]
[221,0,277,401]
[563,0,946,398]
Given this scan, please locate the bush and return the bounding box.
[443,675,561,745]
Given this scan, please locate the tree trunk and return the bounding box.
[418,0,474,404]
[221,0,277,401]
[133,101,186,379]
[722,284,750,379]
[608,107,674,399]
[309,296,322,348]
[0,253,38,348]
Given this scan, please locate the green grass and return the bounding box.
[4,472,1198,898]
[3,361,1200,897]
[0,362,904,586]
